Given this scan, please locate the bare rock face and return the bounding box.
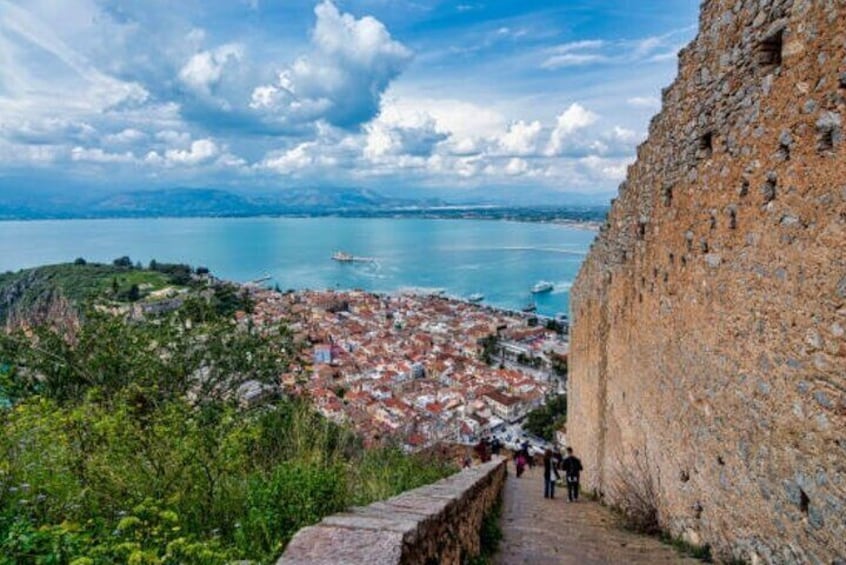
[569,1,845,563]
[3,283,79,334]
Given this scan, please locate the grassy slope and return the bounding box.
[0,263,174,300]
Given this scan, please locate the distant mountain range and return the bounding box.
[0,185,611,220]
[90,187,440,217]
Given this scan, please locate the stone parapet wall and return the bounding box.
[278,458,506,564]
[569,0,845,563]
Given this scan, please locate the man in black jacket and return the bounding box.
[561,447,583,502]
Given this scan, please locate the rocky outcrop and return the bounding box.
[0,271,79,332]
[279,458,506,564]
[569,1,845,563]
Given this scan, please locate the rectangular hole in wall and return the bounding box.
[818,128,835,152]
[757,29,783,69]
[698,132,713,159]
[662,184,673,207]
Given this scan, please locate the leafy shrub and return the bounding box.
[523,394,567,441]
[0,305,455,564]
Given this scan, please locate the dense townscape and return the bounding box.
[248,288,569,450]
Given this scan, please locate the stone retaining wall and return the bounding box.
[278,458,506,564]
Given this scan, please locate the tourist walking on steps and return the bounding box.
[561,447,583,502]
[543,449,560,499]
[491,437,502,456]
[475,437,491,463]
[521,441,534,469]
[515,451,527,478]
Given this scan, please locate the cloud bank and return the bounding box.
[0,0,697,199]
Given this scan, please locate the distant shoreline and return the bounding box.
[0,210,605,230]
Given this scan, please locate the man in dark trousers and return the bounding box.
[490,437,502,456]
[561,447,583,502]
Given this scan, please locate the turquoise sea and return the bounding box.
[0,218,596,316]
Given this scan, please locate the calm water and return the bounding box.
[0,218,595,316]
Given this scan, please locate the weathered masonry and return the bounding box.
[279,458,505,564]
[569,1,845,563]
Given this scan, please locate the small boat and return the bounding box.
[521,302,537,313]
[531,280,554,294]
[468,293,484,303]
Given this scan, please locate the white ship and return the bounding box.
[531,280,554,294]
[332,251,375,263]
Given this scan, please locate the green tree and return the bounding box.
[478,334,499,365]
[545,318,565,334]
[524,395,567,441]
[128,283,141,302]
[113,256,133,268]
[551,354,568,377]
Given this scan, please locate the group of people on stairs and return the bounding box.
[514,446,582,502]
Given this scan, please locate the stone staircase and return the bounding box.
[496,464,701,564]
[278,457,706,564]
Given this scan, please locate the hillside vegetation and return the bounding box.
[0,258,200,326]
[0,264,455,564]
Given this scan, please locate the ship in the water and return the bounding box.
[332,251,375,263]
[467,293,484,303]
[531,280,554,294]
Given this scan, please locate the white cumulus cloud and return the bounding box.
[499,120,542,156]
[545,103,598,156]
[504,157,529,176]
[260,141,338,174]
[250,1,412,129]
[104,128,146,145]
[179,43,244,95]
[163,138,219,165]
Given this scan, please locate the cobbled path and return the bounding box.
[495,464,701,564]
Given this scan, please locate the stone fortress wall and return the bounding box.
[569,0,845,562]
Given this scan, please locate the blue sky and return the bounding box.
[0,0,699,202]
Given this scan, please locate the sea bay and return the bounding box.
[0,217,595,316]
